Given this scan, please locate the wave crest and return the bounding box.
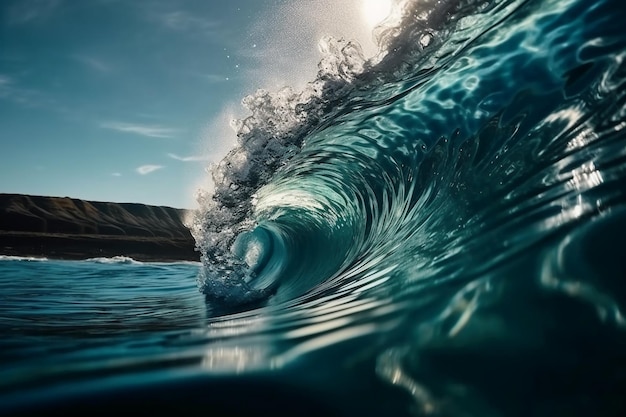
[190,0,542,304]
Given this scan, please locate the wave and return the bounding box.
[190,0,626,313]
[0,255,48,262]
[0,1,623,414]
[84,256,143,265]
[190,0,504,302]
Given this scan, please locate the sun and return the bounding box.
[361,0,393,28]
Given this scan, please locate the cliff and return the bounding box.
[0,194,200,262]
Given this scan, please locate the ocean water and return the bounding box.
[2,0,626,415]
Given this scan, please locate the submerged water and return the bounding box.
[2,0,626,415]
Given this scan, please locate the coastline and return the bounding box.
[0,232,199,262]
[0,194,200,262]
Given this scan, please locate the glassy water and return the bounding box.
[2,0,626,415]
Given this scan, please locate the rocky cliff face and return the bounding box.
[0,194,199,261]
[0,194,192,238]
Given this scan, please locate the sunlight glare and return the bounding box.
[362,0,393,28]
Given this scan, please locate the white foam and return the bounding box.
[0,255,48,262]
[84,256,142,265]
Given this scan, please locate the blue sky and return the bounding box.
[0,0,390,208]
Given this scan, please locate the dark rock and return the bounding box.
[0,194,200,262]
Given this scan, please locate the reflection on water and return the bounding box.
[541,210,626,329]
[1,0,626,415]
[376,347,438,415]
[202,345,274,373]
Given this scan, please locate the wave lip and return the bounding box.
[190,0,476,305]
[192,0,626,320]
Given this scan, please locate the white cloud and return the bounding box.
[111,172,122,177]
[203,73,229,83]
[100,121,179,138]
[159,10,219,34]
[0,75,59,109]
[136,165,164,175]
[167,153,209,162]
[0,75,12,99]
[5,0,61,25]
[74,55,112,73]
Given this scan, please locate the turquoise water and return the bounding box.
[2,0,626,415]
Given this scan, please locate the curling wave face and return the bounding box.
[189,4,626,411]
[188,0,626,403]
[191,0,626,309]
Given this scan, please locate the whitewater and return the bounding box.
[2,0,626,415]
